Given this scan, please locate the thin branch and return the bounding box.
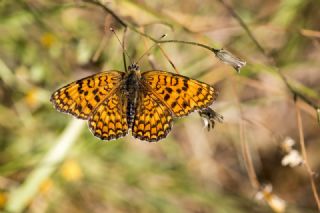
[157,45,180,74]
[82,0,127,27]
[157,40,219,53]
[92,33,108,62]
[216,0,266,55]
[216,2,320,206]
[122,27,128,72]
[216,0,319,111]
[239,119,260,190]
[232,77,260,190]
[81,0,247,72]
[294,100,320,210]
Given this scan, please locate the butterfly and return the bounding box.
[50,63,219,142]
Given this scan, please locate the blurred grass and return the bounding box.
[0,0,320,212]
[6,120,84,212]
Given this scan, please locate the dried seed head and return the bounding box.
[255,184,286,213]
[281,137,295,153]
[199,107,223,131]
[214,48,246,73]
[280,137,303,167]
[281,150,304,167]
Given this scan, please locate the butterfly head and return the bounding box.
[128,63,140,72]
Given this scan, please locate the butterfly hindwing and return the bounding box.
[50,71,124,119]
[141,71,217,117]
[88,90,129,140]
[132,85,173,142]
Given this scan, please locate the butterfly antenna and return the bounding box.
[110,27,133,64]
[136,34,167,64]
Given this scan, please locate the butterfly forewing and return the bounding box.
[132,85,173,142]
[141,71,217,117]
[50,71,124,119]
[88,90,129,140]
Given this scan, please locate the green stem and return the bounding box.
[5,120,85,213]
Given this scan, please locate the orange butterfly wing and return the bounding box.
[50,71,124,119]
[132,85,173,142]
[88,89,129,141]
[141,71,217,117]
[51,69,218,142]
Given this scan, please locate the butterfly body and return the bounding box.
[123,64,141,128]
[51,63,218,142]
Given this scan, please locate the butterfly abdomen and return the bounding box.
[124,71,140,129]
[127,101,135,128]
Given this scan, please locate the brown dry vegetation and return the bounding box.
[0,0,320,212]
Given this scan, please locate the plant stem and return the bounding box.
[5,120,85,213]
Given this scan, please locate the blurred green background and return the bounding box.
[0,0,320,212]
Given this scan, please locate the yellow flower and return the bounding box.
[0,191,7,208]
[40,33,56,48]
[25,87,48,109]
[39,179,54,194]
[60,160,83,182]
[25,88,39,109]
